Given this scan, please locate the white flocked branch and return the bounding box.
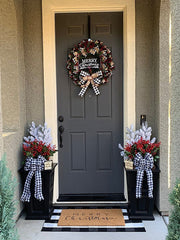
[118,121,156,158]
[23,122,53,147]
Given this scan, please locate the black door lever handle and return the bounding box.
[59,125,64,133]
[58,126,64,148]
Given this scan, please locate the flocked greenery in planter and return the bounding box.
[119,122,161,165]
[20,122,57,219]
[0,155,18,240]
[167,179,180,240]
[119,122,160,220]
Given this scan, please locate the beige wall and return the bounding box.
[158,0,170,213]
[0,68,2,159]
[153,0,160,140]
[0,0,26,218]
[152,0,160,209]
[0,0,45,219]
[23,0,44,125]
[152,0,161,209]
[135,0,155,131]
[135,0,175,213]
[170,0,180,197]
[0,0,44,219]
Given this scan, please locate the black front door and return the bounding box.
[55,12,124,201]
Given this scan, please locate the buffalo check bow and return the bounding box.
[134,152,154,198]
[21,156,45,202]
[78,70,103,97]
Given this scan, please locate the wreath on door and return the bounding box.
[67,39,115,97]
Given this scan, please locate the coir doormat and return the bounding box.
[58,209,125,226]
[41,206,146,232]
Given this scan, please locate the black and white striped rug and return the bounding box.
[41,206,146,232]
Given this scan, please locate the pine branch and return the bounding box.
[167,179,180,240]
[0,155,19,240]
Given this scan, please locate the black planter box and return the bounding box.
[20,163,57,220]
[126,166,160,220]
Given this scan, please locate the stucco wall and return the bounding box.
[153,0,160,140]
[135,0,171,213]
[23,0,44,125]
[0,68,2,159]
[0,0,44,219]
[170,0,180,196]
[158,0,170,213]
[152,0,161,209]
[135,0,155,131]
[0,0,26,218]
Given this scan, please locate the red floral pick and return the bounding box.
[124,137,160,162]
[23,140,56,160]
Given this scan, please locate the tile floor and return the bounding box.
[16,211,168,240]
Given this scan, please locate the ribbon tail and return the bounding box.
[78,86,89,97]
[92,85,100,95]
[146,169,153,198]
[34,170,44,201]
[136,170,144,198]
[21,171,34,202]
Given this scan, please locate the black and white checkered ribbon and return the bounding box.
[78,71,102,97]
[134,153,154,198]
[21,155,45,202]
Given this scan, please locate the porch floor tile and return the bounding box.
[16,211,168,240]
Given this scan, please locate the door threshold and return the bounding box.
[54,201,129,208]
[58,193,126,202]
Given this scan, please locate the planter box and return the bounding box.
[19,163,57,220]
[126,166,160,220]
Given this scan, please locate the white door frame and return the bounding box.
[42,0,136,202]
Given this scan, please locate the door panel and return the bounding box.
[97,132,112,170]
[55,13,124,200]
[70,132,86,171]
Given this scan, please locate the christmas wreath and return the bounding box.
[67,39,115,97]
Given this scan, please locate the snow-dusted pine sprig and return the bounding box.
[23,122,53,147]
[118,122,156,159]
[137,121,156,143]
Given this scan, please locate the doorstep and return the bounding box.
[53,201,129,208]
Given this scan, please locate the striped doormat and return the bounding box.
[41,206,146,232]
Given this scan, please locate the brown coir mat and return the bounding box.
[58,209,125,226]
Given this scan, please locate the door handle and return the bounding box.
[58,125,64,148]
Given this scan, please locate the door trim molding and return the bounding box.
[42,0,136,203]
